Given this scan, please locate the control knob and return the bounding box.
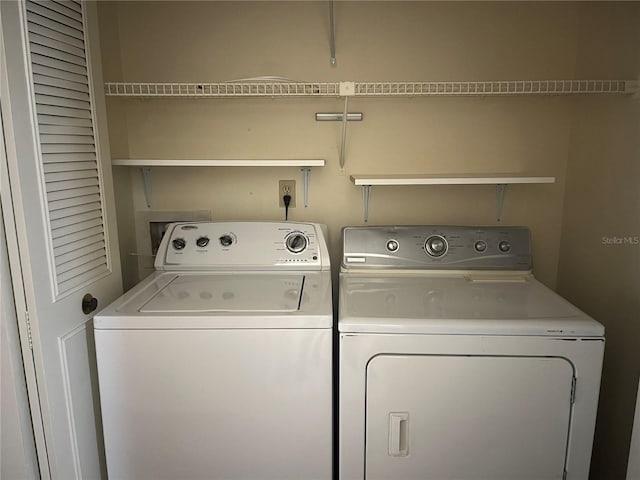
[386,239,399,252]
[196,237,210,248]
[285,232,308,254]
[219,234,234,247]
[172,238,186,250]
[499,240,512,253]
[424,235,448,257]
[474,240,487,253]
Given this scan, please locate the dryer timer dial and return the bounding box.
[424,235,448,257]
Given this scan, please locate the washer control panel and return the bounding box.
[343,225,531,270]
[157,222,329,271]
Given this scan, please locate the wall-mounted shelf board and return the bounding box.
[112,159,325,208]
[350,174,556,222]
[351,174,555,185]
[105,80,637,98]
[112,159,325,167]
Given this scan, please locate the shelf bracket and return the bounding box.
[329,0,336,67]
[496,183,507,221]
[301,167,311,208]
[339,96,349,170]
[141,167,152,208]
[362,185,371,222]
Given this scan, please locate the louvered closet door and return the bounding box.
[29,0,109,295]
[0,1,122,479]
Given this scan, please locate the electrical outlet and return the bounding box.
[278,180,296,208]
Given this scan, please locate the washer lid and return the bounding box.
[339,274,604,336]
[140,274,304,313]
[94,271,332,329]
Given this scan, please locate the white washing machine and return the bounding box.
[94,221,332,480]
[339,226,604,480]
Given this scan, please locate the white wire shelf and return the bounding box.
[105,82,340,97]
[105,80,638,98]
[354,80,637,96]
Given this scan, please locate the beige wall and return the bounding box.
[99,1,587,289]
[557,4,640,479]
[98,1,640,477]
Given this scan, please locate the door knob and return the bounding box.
[82,294,99,314]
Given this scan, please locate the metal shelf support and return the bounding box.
[141,167,152,208]
[339,97,349,170]
[496,184,507,222]
[363,185,372,223]
[329,1,336,67]
[338,82,355,170]
[301,167,311,208]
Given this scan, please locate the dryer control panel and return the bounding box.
[156,222,330,271]
[342,226,531,270]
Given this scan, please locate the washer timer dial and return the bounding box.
[285,232,309,254]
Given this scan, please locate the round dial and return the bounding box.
[474,240,487,253]
[285,232,309,254]
[172,238,186,250]
[219,234,234,247]
[424,235,448,257]
[386,239,399,252]
[499,240,512,253]
[196,237,210,248]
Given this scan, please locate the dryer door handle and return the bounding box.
[388,412,409,457]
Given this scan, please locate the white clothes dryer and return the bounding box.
[95,221,332,480]
[339,225,604,480]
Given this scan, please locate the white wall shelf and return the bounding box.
[105,80,637,98]
[350,174,556,222]
[112,159,325,167]
[112,159,325,208]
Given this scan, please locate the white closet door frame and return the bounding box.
[1,60,46,480]
[0,9,49,478]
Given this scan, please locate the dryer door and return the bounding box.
[365,355,574,480]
